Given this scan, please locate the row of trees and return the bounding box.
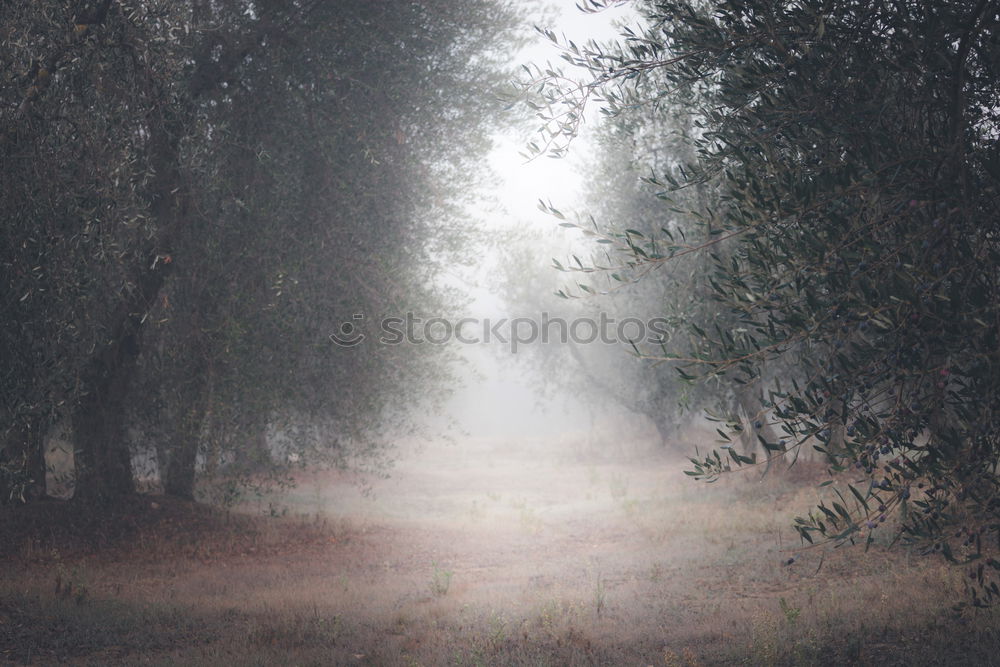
[519,0,1000,605]
[1,1,521,503]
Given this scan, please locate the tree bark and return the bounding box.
[734,384,781,474]
[71,300,154,501]
[163,407,205,500]
[73,35,207,503]
[0,416,46,503]
[564,341,674,447]
[71,118,183,502]
[162,358,211,499]
[18,2,312,504]
[826,397,847,455]
[232,410,271,473]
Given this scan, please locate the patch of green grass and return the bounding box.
[430,562,453,597]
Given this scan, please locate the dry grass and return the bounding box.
[2,432,999,665]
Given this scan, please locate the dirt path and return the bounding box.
[3,438,998,665]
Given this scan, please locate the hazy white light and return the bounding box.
[488,1,637,228]
[488,136,582,223]
[439,2,638,442]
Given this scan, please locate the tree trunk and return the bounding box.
[163,411,203,500]
[71,99,186,501]
[0,416,46,503]
[163,366,210,500]
[233,410,271,473]
[826,397,847,456]
[71,328,143,501]
[563,341,668,447]
[25,2,289,504]
[71,201,179,502]
[735,384,781,474]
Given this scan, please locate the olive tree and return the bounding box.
[1,0,522,503]
[515,0,1000,605]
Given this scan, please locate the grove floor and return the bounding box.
[2,432,998,665]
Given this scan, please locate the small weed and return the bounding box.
[430,562,453,597]
[593,573,606,617]
[663,647,704,666]
[779,597,801,624]
[486,610,508,649]
[312,484,327,521]
[51,549,89,605]
[749,614,780,665]
[537,598,569,633]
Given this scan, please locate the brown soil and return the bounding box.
[1,435,998,665]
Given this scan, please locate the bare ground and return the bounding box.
[2,431,999,665]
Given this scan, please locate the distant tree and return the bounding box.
[516,0,1000,605]
[573,91,732,447]
[577,40,794,463]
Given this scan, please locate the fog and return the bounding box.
[427,2,645,447]
[6,0,996,663]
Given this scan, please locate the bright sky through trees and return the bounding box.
[490,1,636,225]
[442,2,638,440]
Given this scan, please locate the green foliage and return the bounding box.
[515,0,1000,606]
[779,597,801,625]
[430,562,454,597]
[1,0,524,501]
